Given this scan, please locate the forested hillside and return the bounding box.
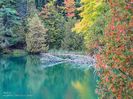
[0,0,84,53]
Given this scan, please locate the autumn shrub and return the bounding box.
[96,0,133,98]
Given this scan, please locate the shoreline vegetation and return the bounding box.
[0,48,87,57]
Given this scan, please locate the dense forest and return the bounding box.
[0,0,84,54]
[0,0,132,98]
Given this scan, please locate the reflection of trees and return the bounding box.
[25,61,85,99]
[0,56,27,98]
[0,55,97,99]
[39,63,87,99]
[72,69,98,99]
[25,55,47,93]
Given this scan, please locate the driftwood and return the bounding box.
[40,53,95,68]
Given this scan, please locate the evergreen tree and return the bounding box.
[61,18,84,51]
[26,0,48,53]
[40,1,66,49]
[0,0,22,50]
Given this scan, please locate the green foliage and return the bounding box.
[26,14,48,53]
[73,0,107,52]
[0,0,84,53]
[40,1,66,49]
[73,0,104,33]
[40,1,85,51]
[73,0,110,54]
[35,0,46,10]
[61,18,84,51]
[0,0,23,49]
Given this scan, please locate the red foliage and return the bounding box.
[96,0,133,98]
[64,0,75,17]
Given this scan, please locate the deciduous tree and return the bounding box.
[96,0,133,98]
[64,0,75,17]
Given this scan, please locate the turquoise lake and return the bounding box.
[0,55,98,99]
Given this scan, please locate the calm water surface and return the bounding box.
[0,55,98,99]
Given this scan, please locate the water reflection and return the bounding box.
[0,55,97,99]
[25,55,47,93]
[72,71,97,99]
